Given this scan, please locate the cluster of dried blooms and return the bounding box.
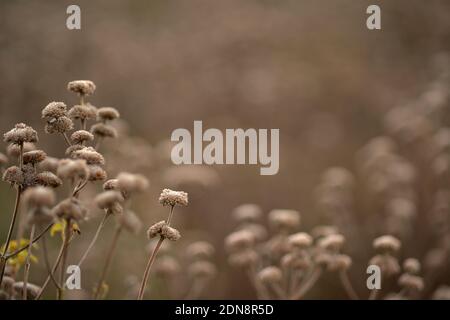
[0,80,192,300]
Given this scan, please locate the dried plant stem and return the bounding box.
[137,236,164,300]
[166,205,174,225]
[22,224,36,300]
[61,133,72,147]
[72,178,89,198]
[269,282,286,299]
[339,271,359,300]
[57,218,71,300]
[5,222,53,259]
[0,187,22,287]
[291,268,322,300]
[77,212,110,267]
[41,233,61,290]
[95,137,103,151]
[247,264,270,300]
[93,226,122,300]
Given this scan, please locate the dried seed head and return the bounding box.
[68,104,97,121]
[373,235,401,253]
[23,186,55,208]
[45,116,74,134]
[73,147,105,165]
[13,282,41,300]
[65,144,85,157]
[268,209,301,231]
[42,102,68,119]
[103,179,119,191]
[328,254,352,271]
[282,253,311,270]
[117,172,149,195]
[97,107,120,121]
[188,261,217,279]
[288,232,313,250]
[258,266,282,284]
[161,225,181,241]
[57,159,89,180]
[228,249,258,267]
[91,123,117,138]
[7,142,35,158]
[403,258,421,275]
[0,152,8,167]
[398,274,424,292]
[432,286,450,300]
[34,171,62,188]
[369,254,401,277]
[225,229,254,253]
[71,130,94,144]
[23,150,47,165]
[314,252,334,268]
[37,156,59,173]
[4,123,38,145]
[117,211,143,235]
[322,167,355,188]
[27,207,55,226]
[68,80,96,96]
[88,165,107,181]
[186,241,215,260]
[147,221,166,239]
[318,234,345,252]
[311,225,339,239]
[238,223,268,242]
[95,191,124,210]
[158,188,188,207]
[154,256,180,277]
[232,204,263,223]
[52,198,87,221]
[2,166,24,186]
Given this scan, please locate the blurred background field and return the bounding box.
[0,0,449,299]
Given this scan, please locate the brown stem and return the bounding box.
[57,218,71,300]
[339,271,359,300]
[77,212,110,267]
[61,133,72,147]
[247,264,270,300]
[137,236,165,300]
[23,224,36,300]
[166,205,175,225]
[72,179,89,198]
[93,226,122,300]
[5,222,53,259]
[41,232,62,290]
[291,268,322,300]
[95,137,103,151]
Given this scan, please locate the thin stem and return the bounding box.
[77,212,110,267]
[41,232,61,290]
[291,268,322,300]
[247,264,270,300]
[166,205,175,226]
[72,179,89,198]
[81,119,86,131]
[22,224,36,300]
[137,236,165,300]
[95,137,103,151]
[270,282,286,299]
[0,187,22,287]
[61,133,72,147]
[93,226,122,300]
[339,271,359,300]
[58,218,71,300]
[5,222,53,259]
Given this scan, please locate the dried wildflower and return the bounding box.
[95,191,124,210]
[238,223,268,242]
[311,225,339,239]
[228,249,258,267]
[225,230,255,253]
[328,254,352,271]
[2,166,24,186]
[318,234,345,252]
[45,116,74,134]
[103,179,119,191]
[34,172,62,188]
[398,274,424,292]
[117,211,143,235]
[258,266,282,284]
[71,130,94,144]
[91,123,118,138]
[68,80,96,96]
[37,156,59,173]
[57,159,89,180]
[370,254,400,277]
[12,282,41,299]
[268,209,300,231]
[117,172,149,195]
[0,152,8,167]
[68,104,97,121]
[314,252,334,268]
[188,261,217,279]
[147,221,166,239]
[7,142,35,158]
[158,188,188,207]
[73,147,105,165]
[4,123,38,145]
[42,101,68,119]
[403,258,421,274]
[52,198,87,221]
[154,256,180,277]
[288,232,313,250]
[373,235,401,253]
[186,241,215,260]
[65,144,85,157]
[232,204,263,223]
[282,253,311,270]
[161,225,181,241]
[97,107,120,121]
[23,186,55,208]
[88,165,107,181]
[23,150,47,165]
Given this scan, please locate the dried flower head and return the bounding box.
[42,101,68,119]
[432,286,450,300]
[13,282,41,300]
[103,179,119,191]
[318,234,345,251]
[97,107,120,121]
[23,150,47,165]
[45,116,74,134]
[91,123,117,138]
[0,152,8,167]
[398,273,424,291]
[369,254,401,277]
[403,258,421,274]
[232,204,263,223]
[23,186,55,208]
[73,147,105,165]
[328,254,352,271]
[68,80,96,96]
[373,235,401,253]
[238,223,268,242]
[158,188,188,207]
[225,229,255,253]
[186,241,215,260]
[258,266,282,284]
[116,172,149,195]
[154,256,180,277]
[2,166,24,186]
[88,165,107,181]
[37,156,59,173]
[161,225,181,241]
[68,104,97,121]
[117,211,143,235]
[311,225,339,239]
[57,159,89,180]
[7,142,35,158]
[188,261,217,279]
[52,198,87,221]
[147,221,166,239]
[268,209,301,231]
[95,191,124,210]
[65,144,85,157]
[288,232,313,250]
[228,249,258,267]
[34,171,62,188]
[71,130,94,144]
[4,123,38,145]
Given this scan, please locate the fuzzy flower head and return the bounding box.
[158,188,188,207]
[117,210,143,235]
[116,172,149,196]
[95,191,124,210]
[232,204,263,223]
[88,165,107,181]
[2,166,24,186]
[398,274,424,292]
[97,107,120,122]
[373,235,401,254]
[91,123,117,138]
[4,123,38,145]
[403,258,421,275]
[52,198,87,221]
[268,209,301,231]
[57,159,89,180]
[71,130,94,144]
[42,102,68,120]
[258,266,283,284]
[45,116,74,134]
[34,171,62,188]
[103,179,119,191]
[318,234,346,252]
[288,232,313,250]
[7,142,35,159]
[23,186,55,208]
[68,80,96,96]
[23,150,47,165]
[225,229,255,253]
[186,241,215,260]
[73,147,105,165]
[38,156,59,173]
[68,104,97,121]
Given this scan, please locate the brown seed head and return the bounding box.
[34,171,62,188]
[67,80,96,96]
[4,123,38,145]
[23,150,47,165]
[71,130,94,144]
[97,107,120,121]
[158,188,188,207]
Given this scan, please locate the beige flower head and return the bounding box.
[288,232,313,250]
[117,210,143,235]
[57,159,89,180]
[71,130,94,144]
[73,147,105,165]
[224,229,255,253]
[186,241,215,260]
[398,274,424,292]
[38,156,59,173]
[68,104,97,121]
[68,80,96,96]
[45,116,74,134]
[403,258,421,275]
[52,198,87,221]
[158,188,188,207]
[232,204,263,223]
[95,191,124,210]
[23,150,47,165]
[268,209,301,231]
[42,102,68,119]
[2,166,24,186]
[318,234,346,252]
[97,107,120,121]
[117,172,149,196]
[147,221,167,239]
[34,171,62,188]
[161,225,181,241]
[88,165,107,181]
[103,179,119,191]
[91,123,118,138]
[23,186,55,208]
[4,123,38,145]
[258,266,283,284]
[373,235,401,253]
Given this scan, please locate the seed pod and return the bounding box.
[67,80,96,96]
[71,130,94,144]
[158,188,188,207]
[23,150,47,165]
[4,123,38,145]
